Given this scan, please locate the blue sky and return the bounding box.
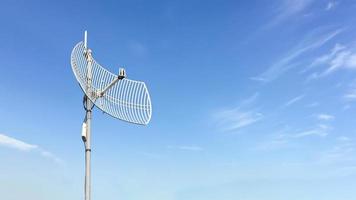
[1,0,356,199]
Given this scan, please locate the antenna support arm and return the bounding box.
[99,68,126,97]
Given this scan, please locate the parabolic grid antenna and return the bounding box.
[70,31,152,200]
[71,39,152,125]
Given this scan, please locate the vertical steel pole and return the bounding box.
[85,105,92,200]
[85,46,93,200]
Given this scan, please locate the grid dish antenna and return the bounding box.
[71,39,152,125]
[70,31,152,200]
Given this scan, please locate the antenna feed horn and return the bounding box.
[118,68,126,79]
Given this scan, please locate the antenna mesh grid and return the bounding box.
[71,42,152,125]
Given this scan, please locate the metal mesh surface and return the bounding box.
[71,42,152,125]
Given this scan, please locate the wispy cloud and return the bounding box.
[344,89,356,101]
[318,138,355,164]
[292,124,331,138]
[343,79,356,101]
[41,150,63,164]
[215,109,263,132]
[240,92,259,106]
[276,124,332,140]
[0,133,63,164]
[317,113,335,121]
[252,28,342,82]
[213,93,263,132]
[323,51,356,74]
[306,43,356,80]
[0,134,38,151]
[266,0,314,27]
[255,124,328,151]
[325,1,338,11]
[293,129,327,138]
[281,137,356,177]
[283,94,305,107]
[305,102,320,107]
[253,125,291,151]
[307,43,346,70]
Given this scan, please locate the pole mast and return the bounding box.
[83,30,92,200]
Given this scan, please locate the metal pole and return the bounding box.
[85,105,92,200]
[84,44,93,200]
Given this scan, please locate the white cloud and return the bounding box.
[267,0,314,27]
[343,80,356,101]
[252,29,342,82]
[306,102,320,107]
[215,108,263,132]
[292,124,331,138]
[41,151,63,164]
[254,126,294,151]
[344,90,356,101]
[283,95,305,107]
[324,51,356,74]
[264,134,355,177]
[306,43,356,80]
[0,133,63,164]
[308,43,346,69]
[317,113,335,121]
[0,134,37,151]
[325,1,338,11]
[319,141,355,164]
[294,129,327,138]
[240,92,259,106]
[213,93,263,132]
